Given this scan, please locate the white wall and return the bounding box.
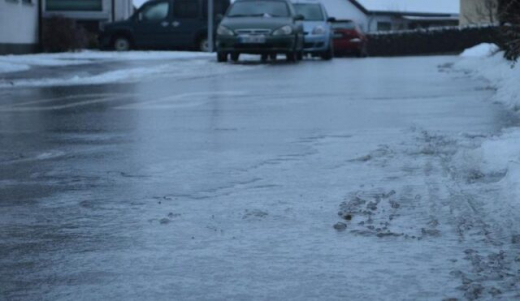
[115,0,134,21]
[42,0,133,22]
[321,0,368,31]
[0,0,39,44]
[367,15,394,32]
[460,0,498,26]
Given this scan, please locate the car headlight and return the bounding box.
[312,26,325,35]
[217,25,234,36]
[272,25,293,36]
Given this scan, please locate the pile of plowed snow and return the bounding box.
[456,43,520,209]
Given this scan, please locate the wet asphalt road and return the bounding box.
[0,56,517,300]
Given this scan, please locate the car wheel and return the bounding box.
[269,53,277,61]
[261,54,269,62]
[198,37,210,52]
[296,51,303,61]
[113,36,131,51]
[321,45,333,60]
[217,52,228,63]
[230,53,240,62]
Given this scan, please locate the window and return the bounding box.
[174,0,199,18]
[294,4,324,21]
[46,0,102,11]
[227,1,290,18]
[141,1,169,21]
[377,22,392,31]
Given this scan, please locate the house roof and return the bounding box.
[353,0,460,16]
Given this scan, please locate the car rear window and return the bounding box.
[227,0,290,18]
[294,4,324,21]
[332,21,356,30]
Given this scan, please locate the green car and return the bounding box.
[216,0,305,62]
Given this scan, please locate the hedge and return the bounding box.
[366,26,503,57]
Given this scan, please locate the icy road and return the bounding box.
[1,55,519,300]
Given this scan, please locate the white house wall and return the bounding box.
[321,0,369,31]
[0,0,39,54]
[114,0,134,21]
[42,0,133,22]
[368,15,395,32]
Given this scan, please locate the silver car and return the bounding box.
[293,0,335,60]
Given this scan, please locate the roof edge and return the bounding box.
[349,0,459,17]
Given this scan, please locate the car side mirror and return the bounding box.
[327,17,336,23]
[294,14,304,21]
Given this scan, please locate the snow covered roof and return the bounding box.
[354,0,460,15]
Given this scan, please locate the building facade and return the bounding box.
[322,0,459,32]
[0,0,40,54]
[460,0,498,26]
[42,0,134,31]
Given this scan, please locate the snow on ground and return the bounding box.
[455,44,520,211]
[460,43,500,58]
[0,51,258,88]
[0,62,30,74]
[0,50,212,74]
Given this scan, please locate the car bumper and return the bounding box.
[217,35,296,54]
[303,35,329,53]
[333,39,364,53]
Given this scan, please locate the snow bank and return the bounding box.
[457,130,520,211]
[0,59,257,88]
[0,51,233,87]
[457,44,520,110]
[460,43,500,58]
[456,43,520,209]
[0,61,30,74]
[0,50,212,74]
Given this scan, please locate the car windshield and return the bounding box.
[227,0,290,18]
[332,21,356,30]
[294,3,324,21]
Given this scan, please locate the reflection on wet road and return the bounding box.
[1,56,517,300]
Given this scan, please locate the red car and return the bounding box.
[332,20,368,57]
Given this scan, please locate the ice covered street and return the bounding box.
[1,54,520,300]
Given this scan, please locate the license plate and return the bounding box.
[239,35,266,44]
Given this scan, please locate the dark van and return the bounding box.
[99,0,230,51]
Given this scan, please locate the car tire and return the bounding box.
[321,44,333,60]
[230,53,240,62]
[217,52,228,63]
[261,54,269,62]
[269,53,277,61]
[113,36,131,51]
[296,51,303,61]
